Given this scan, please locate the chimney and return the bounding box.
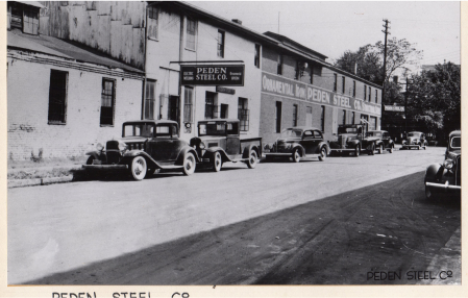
[232,19,242,25]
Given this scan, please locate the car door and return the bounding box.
[149,125,174,162]
[300,130,315,154]
[226,122,241,156]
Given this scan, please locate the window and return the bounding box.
[205,92,217,119]
[310,67,314,84]
[275,101,282,133]
[217,30,225,58]
[144,80,156,120]
[364,85,367,100]
[48,70,68,124]
[353,81,356,97]
[147,6,159,40]
[238,97,249,131]
[220,104,229,119]
[368,86,371,101]
[351,112,355,124]
[100,78,116,125]
[333,74,337,92]
[342,76,346,94]
[375,90,378,103]
[277,54,283,75]
[9,2,39,35]
[320,105,325,132]
[293,104,298,126]
[342,110,346,125]
[183,86,193,123]
[186,17,197,51]
[254,44,261,68]
[369,116,377,131]
[306,106,313,126]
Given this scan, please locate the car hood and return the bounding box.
[275,137,300,144]
[120,136,149,143]
[197,136,226,143]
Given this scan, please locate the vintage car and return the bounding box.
[424,130,461,199]
[83,120,199,180]
[189,119,261,171]
[264,126,330,162]
[366,130,395,154]
[401,131,427,150]
[329,124,380,156]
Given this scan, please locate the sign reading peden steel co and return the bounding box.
[181,65,245,86]
[262,72,381,116]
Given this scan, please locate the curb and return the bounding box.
[8,176,74,189]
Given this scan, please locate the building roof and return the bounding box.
[7,29,144,74]
[263,31,328,61]
[15,1,43,8]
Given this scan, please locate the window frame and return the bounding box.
[217,30,225,58]
[293,104,298,127]
[144,79,156,120]
[333,73,338,92]
[238,97,249,132]
[100,77,117,126]
[185,17,197,51]
[320,105,325,133]
[277,54,283,75]
[183,86,194,123]
[147,6,159,41]
[47,69,69,125]
[353,81,356,97]
[254,44,261,68]
[342,76,346,94]
[275,101,282,133]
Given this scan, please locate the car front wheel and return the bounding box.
[182,152,196,175]
[130,156,147,181]
[355,146,360,157]
[292,148,301,163]
[378,144,384,154]
[247,150,258,169]
[318,146,327,161]
[212,151,222,172]
[368,143,375,155]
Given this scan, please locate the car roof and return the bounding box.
[198,118,240,123]
[449,130,461,137]
[285,126,322,131]
[123,120,178,125]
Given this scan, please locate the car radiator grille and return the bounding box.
[106,140,119,150]
[126,143,145,150]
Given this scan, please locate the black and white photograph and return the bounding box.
[1,0,465,297]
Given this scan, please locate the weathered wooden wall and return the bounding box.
[39,1,146,70]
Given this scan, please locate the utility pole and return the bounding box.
[381,19,390,129]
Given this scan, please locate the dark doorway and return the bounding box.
[168,95,180,126]
[220,104,229,119]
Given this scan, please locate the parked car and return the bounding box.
[264,126,330,162]
[424,130,461,199]
[328,124,380,156]
[401,131,427,150]
[190,119,261,171]
[83,120,199,180]
[366,130,395,154]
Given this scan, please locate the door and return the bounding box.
[306,106,313,127]
[150,125,174,163]
[301,130,322,154]
[226,122,241,156]
[220,104,229,119]
[168,95,180,127]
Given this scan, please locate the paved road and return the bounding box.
[8,147,460,284]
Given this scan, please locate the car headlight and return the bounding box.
[199,142,205,149]
[96,143,104,151]
[402,140,407,145]
[443,159,454,170]
[118,141,127,151]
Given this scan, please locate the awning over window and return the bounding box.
[15,0,44,8]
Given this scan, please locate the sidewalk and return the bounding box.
[7,163,84,189]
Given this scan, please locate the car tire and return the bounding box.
[247,150,258,169]
[369,143,375,155]
[417,143,421,150]
[182,152,196,175]
[86,156,97,165]
[212,151,222,172]
[292,148,301,163]
[378,144,384,154]
[318,146,327,161]
[424,179,437,200]
[389,146,394,154]
[130,156,147,181]
[355,146,360,157]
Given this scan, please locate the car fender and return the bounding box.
[204,147,231,162]
[242,144,261,159]
[85,151,102,158]
[175,147,200,166]
[290,144,306,157]
[122,150,159,168]
[347,139,360,147]
[425,163,442,182]
[315,142,330,154]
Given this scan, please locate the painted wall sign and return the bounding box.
[261,72,381,116]
[181,65,245,86]
[216,86,236,95]
[384,105,405,112]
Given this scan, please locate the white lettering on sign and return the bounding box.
[197,67,227,74]
[333,95,352,108]
[262,75,295,96]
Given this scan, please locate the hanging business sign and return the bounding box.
[216,86,236,95]
[384,105,405,112]
[181,65,245,86]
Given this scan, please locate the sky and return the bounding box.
[193,1,461,68]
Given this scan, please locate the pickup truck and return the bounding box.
[190,119,262,171]
[329,124,380,156]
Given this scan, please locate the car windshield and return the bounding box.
[450,137,461,149]
[123,124,155,137]
[199,122,226,136]
[280,128,302,138]
[338,127,359,134]
[367,132,382,137]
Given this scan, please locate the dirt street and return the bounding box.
[8,147,460,284]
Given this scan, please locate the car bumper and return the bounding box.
[82,164,128,170]
[425,181,461,191]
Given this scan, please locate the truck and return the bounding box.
[329,124,381,156]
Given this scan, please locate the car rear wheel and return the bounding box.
[368,143,375,155]
[292,148,301,163]
[378,144,384,154]
[247,150,258,169]
[212,151,222,172]
[389,146,394,153]
[130,156,147,181]
[318,146,327,161]
[182,152,196,175]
